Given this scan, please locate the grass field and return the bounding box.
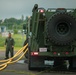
[0,33,26,51]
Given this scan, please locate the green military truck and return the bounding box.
[24,4,76,70]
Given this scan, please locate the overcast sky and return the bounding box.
[0,0,76,20]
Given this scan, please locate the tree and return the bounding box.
[0,20,2,24]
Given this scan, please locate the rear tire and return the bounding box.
[46,12,76,45]
[69,58,73,70]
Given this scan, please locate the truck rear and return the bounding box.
[25,4,76,70]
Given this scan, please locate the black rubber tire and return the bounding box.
[46,12,76,45]
[69,58,73,70]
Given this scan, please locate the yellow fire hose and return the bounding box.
[0,43,28,71]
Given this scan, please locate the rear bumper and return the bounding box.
[29,51,76,69]
[38,52,76,57]
[29,55,70,69]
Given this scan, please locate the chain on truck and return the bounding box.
[23,4,76,70]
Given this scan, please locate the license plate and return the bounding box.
[39,48,47,52]
[44,60,54,65]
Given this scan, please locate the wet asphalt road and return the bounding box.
[0,51,76,75]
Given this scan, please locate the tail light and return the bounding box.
[53,52,57,55]
[39,9,44,13]
[65,52,69,55]
[31,52,39,56]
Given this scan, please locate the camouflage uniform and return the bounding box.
[5,37,15,59]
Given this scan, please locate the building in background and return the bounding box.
[0,26,6,33]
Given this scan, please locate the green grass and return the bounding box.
[0,47,23,51]
[0,34,26,51]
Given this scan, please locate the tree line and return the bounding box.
[0,17,26,30]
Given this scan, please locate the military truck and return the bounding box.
[24,4,76,70]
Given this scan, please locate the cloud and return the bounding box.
[0,0,76,19]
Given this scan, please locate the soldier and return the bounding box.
[5,33,15,59]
